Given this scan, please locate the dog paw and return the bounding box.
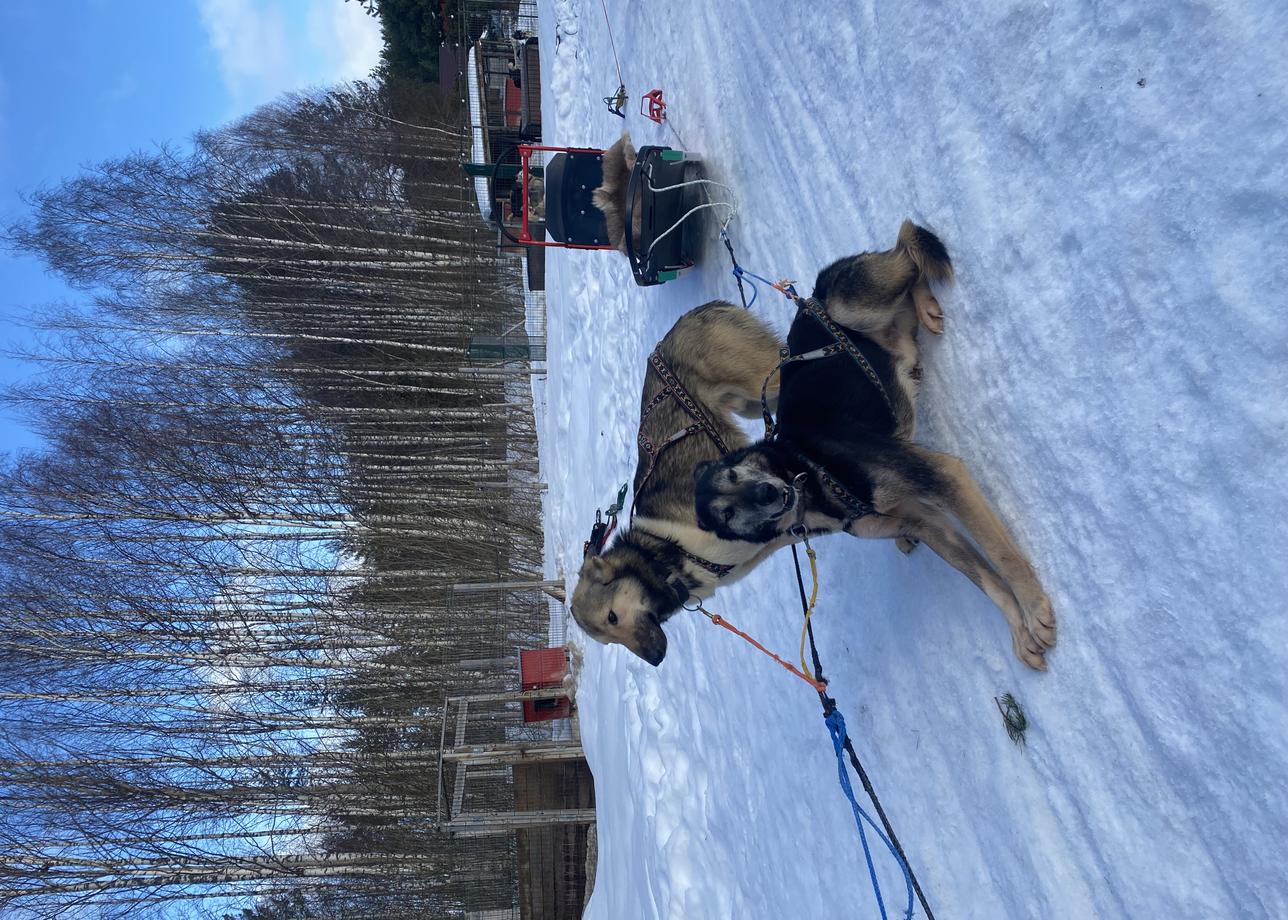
[1020,591,1057,649]
[1011,627,1049,671]
[895,536,919,555]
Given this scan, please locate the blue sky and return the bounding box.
[0,0,381,452]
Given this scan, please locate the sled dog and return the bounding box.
[693,221,1058,669]
[571,302,791,665]
[591,131,641,254]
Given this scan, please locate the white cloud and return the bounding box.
[308,2,383,83]
[198,0,293,109]
[198,0,383,115]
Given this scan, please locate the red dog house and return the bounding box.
[520,647,570,722]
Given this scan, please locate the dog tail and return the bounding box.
[592,132,637,251]
[591,133,637,214]
[589,188,617,221]
[897,219,954,287]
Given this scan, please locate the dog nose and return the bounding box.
[756,482,779,505]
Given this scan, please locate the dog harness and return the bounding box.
[634,526,737,579]
[784,443,878,526]
[628,348,737,580]
[759,298,894,438]
[755,298,888,525]
[635,348,731,509]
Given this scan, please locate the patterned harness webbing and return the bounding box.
[635,348,731,505]
[786,444,878,524]
[634,527,737,579]
[631,349,737,580]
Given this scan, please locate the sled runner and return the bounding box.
[623,145,704,286]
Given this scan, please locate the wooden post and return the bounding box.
[445,741,584,766]
[436,690,575,822]
[446,687,569,704]
[446,808,596,836]
[449,578,565,594]
[451,700,471,817]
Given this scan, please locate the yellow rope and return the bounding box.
[798,543,821,679]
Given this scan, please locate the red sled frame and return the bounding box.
[517,144,617,250]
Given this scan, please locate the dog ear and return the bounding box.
[692,459,714,482]
[584,555,617,585]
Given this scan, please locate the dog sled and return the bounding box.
[492,142,706,286]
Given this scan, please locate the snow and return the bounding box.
[534,1,1288,918]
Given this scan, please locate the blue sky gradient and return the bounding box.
[0,0,381,452]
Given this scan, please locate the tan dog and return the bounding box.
[591,131,641,254]
[570,302,792,665]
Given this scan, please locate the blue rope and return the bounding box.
[730,260,807,307]
[721,228,807,309]
[826,709,915,920]
[736,262,795,297]
[732,264,759,308]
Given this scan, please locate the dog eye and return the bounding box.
[727,470,738,484]
[723,507,735,523]
[607,611,618,626]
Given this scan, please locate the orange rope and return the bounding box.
[773,278,802,302]
[696,604,827,693]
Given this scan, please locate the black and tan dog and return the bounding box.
[571,302,793,665]
[694,221,1058,669]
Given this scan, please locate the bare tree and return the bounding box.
[1,75,551,920]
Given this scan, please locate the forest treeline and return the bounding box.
[0,69,548,919]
